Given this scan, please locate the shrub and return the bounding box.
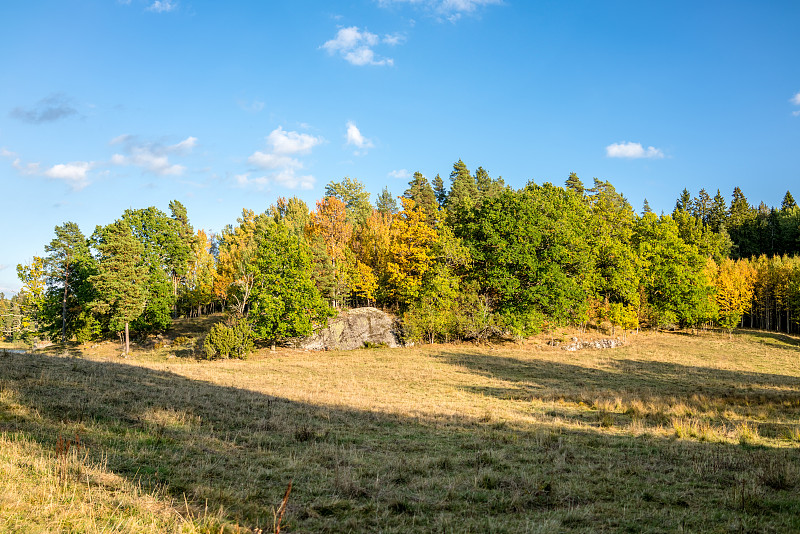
[203,319,253,359]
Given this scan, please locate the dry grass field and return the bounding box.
[2,325,800,532]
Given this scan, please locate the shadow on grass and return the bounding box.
[736,329,800,351]
[1,351,799,532]
[435,350,800,438]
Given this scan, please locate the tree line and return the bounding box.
[7,161,800,354]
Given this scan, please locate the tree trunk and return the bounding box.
[62,265,69,344]
[124,322,130,356]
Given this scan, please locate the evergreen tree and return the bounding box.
[403,172,438,222]
[781,191,797,212]
[447,159,479,213]
[375,187,398,215]
[43,222,96,343]
[91,220,148,355]
[642,198,653,215]
[565,172,585,196]
[693,188,712,226]
[432,174,447,207]
[709,189,728,232]
[674,188,692,214]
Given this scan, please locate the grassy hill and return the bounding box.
[2,326,799,532]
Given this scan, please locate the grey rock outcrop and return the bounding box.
[563,338,624,351]
[300,307,403,351]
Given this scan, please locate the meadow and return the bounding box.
[1,326,799,533]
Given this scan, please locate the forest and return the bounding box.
[5,160,800,355]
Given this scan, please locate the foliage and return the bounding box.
[203,318,253,359]
[90,220,148,353]
[249,220,333,344]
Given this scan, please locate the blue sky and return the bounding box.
[2,0,800,294]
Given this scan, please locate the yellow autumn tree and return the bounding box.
[305,196,353,308]
[180,229,216,316]
[214,209,266,315]
[386,197,437,307]
[715,258,756,335]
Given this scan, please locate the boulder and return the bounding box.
[563,338,624,351]
[300,307,403,351]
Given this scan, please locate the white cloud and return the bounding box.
[147,0,176,13]
[171,136,197,153]
[244,127,323,190]
[2,148,92,189]
[322,26,396,66]
[388,169,411,179]
[791,92,800,106]
[378,0,502,21]
[44,161,93,190]
[793,110,800,117]
[383,33,406,46]
[110,135,196,176]
[345,121,374,155]
[606,141,664,159]
[2,149,41,176]
[267,126,322,155]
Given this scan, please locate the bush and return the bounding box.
[203,319,253,359]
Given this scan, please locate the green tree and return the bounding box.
[565,172,585,196]
[781,191,797,212]
[324,176,372,227]
[42,222,96,343]
[375,187,398,215]
[248,220,332,345]
[460,184,593,335]
[403,172,438,223]
[633,213,713,329]
[91,220,148,355]
[432,174,447,207]
[674,188,692,214]
[446,159,479,217]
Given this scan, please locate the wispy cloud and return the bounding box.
[322,26,399,66]
[244,127,323,190]
[9,93,78,124]
[388,169,411,179]
[110,134,197,176]
[147,0,176,13]
[237,98,265,113]
[606,141,664,159]
[44,162,94,190]
[345,121,374,155]
[791,92,800,116]
[378,0,502,21]
[1,146,92,189]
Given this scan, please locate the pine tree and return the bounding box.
[781,191,797,212]
[565,172,585,196]
[43,222,95,343]
[432,174,447,207]
[447,159,479,212]
[91,220,148,355]
[403,172,439,223]
[642,198,653,215]
[709,189,728,232]
[375,187,398,215]
[674,188,692,214]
